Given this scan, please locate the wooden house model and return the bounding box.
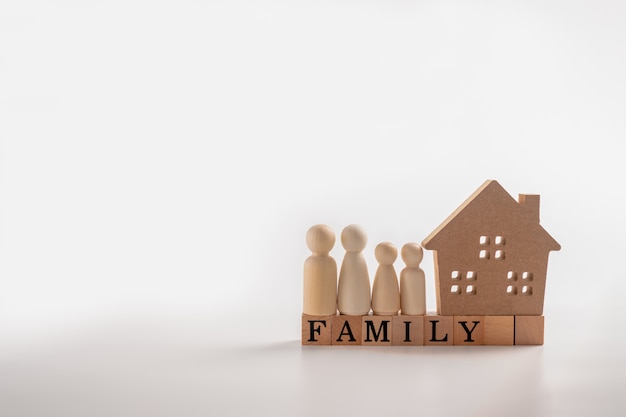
[422,180,560,316]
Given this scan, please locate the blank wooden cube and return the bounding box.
[424,315,453,346]
[331,315,362,345]
[484,316,514,345]
[392,315,424,346]
[453,316,484,345]
[362,315,393,345]
[302,314,332,345]
[515,316,544,345]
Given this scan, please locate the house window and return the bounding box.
[478,235,505,259]
[506,271,533,296]
[451,271,477,295]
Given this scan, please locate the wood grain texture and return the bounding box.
[337,225,371,315]
[331,315,362,345]
[453,316,484,345]
[400,243,427,315]
[392,315,424,346]
[515,315,544,345]
[302,314,332,345]
[303,225,337,316]
[371,242,400,315]
[484,316,514,345]
[362,315,393,346]
[424,315,453,346]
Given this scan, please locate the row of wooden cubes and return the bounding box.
[302,314,544,346]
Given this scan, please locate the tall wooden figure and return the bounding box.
[303,224,337,316]
[337,224,371,315]
[400,243,426,315]
[371,242,401,315]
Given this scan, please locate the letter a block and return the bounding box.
[453,316,484,345]
[331,315,362,345]
[302,314,332,345]
[484,316,514,345]
[515,316,544,345]
[392,315,424,346]
[424,315,453,346]
[362,315,393,346]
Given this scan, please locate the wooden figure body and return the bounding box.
[400,243,426,315]
[371,242,401,315]
[337,224,371,315]
[303,224,337,316]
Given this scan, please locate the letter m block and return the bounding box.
[362,315,393,346]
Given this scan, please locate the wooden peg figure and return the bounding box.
[337,224,371,315]
[400,243,426,315]
[371,242,401,315]
[303,224,338,316]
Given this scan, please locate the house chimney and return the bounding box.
[519,194,540,223]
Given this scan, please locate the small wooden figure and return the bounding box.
[303,224,337,316]
[337,224,371,316]
[371,242,401,316]
[400,243,426,316]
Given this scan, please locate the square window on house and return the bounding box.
[507,271,517,281]
[495,250,505,260]
[466,271,476,280]
[495,236,505,246]
[506,285,517,295]
[522,272,533,281]
[451,271,461,280]
[451,285,461,294]
[479,236,489,245]
[479,250,489,259]
[466,285,476,295]
[522,285,533,295]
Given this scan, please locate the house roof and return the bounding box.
[422,180,561,252]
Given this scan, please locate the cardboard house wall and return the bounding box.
[421,180,560,316]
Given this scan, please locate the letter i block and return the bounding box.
[515,316,544,345]
[331,315,362,345]
[392,315,424,346]
[362,315,393,346]
[484,316,514,345]
[453,316,484,345]
[424,315,453,346]
[302,314,332,345]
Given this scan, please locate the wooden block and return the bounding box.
[362,315,393,345]
[424,315,453,346]
[453,316,484,345]
[515,315,544,345]
[302,314,332,345]
[331,315,362,345]
[484,316,514,345]
[392,315,424,346]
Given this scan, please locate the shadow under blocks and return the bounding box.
[302,180,558,347]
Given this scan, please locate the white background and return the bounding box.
[1,1,625,416]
